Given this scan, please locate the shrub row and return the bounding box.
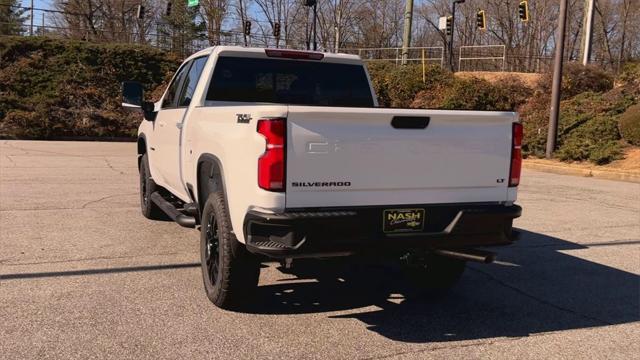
[0,36,179,139]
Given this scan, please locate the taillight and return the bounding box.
[257,118,286,191]
[510,123,523,187]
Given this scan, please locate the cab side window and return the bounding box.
[178,56,208,107]
[161,61,191,109]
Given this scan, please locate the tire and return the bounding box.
[139,153,165,220]
[200,192,260,310]
[402,251,466,291]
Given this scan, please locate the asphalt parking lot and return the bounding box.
[1,140,639,359]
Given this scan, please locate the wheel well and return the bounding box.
[197,158,223,213]
[137,137,146,155]
[137,137,146,169]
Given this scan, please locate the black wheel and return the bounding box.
[139,153,165,220]
[200,192,260,310]
[402,251,466,291]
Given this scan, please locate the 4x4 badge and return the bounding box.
[236,114,252,124]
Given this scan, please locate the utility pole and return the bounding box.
[30,0,34,36]
[401,0,414,65]
[547,0,568,158]
[580,0,595,65]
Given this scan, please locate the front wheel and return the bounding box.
[200,192,260,310]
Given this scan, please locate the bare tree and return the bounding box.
[200,0,229,45]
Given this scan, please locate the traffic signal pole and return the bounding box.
[313,2,318,51]
[547,0,568,158]
[30,0,34,36]
[449,0,465,72]
[449,2,456,71]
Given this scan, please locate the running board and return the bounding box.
[150,192,197,228]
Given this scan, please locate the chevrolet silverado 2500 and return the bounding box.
[122,47,522,310]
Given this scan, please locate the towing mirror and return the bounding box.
[122,81,144,108]
[122,81,157,121]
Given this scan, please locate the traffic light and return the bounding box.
[166,2,172,16]
[136,5,145,20]
[303,0,317,6]
[445,16,453,36]
[476,10,486,30]
[273,22,281,38]
[518,1,529,22]
[244,20,252,36]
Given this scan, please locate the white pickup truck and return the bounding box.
[122,46,522,310]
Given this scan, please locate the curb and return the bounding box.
[523,161,640,184]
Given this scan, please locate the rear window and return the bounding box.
[206,56,374,107]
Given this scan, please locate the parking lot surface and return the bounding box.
[1,140,639,359]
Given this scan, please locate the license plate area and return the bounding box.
[382,208,425,233]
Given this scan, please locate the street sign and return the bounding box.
[188,0,199,7]
[438,16,447,30]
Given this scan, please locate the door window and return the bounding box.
[178,56,208,107]
[161,61,191,109]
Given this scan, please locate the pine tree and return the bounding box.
[0,0,28,35]
[161,1,206,56]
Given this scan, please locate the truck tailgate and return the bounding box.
[285,106,516,209]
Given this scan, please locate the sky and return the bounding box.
[20,0,53,28]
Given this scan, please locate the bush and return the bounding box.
[411,75,532,111]
[366,62,452,107]
[519,91,550,158]
[521,91,628,164]
[617,62,640,87]
[554,111,623,163]
[0,36,179,139]
[619,103,640,146]
[537,62,614,100]
[588,141,624,165]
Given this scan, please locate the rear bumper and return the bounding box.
[243,203,522,259]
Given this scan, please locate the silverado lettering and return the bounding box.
[291,181,351,187]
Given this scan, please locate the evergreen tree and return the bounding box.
[161,2,206,56]
[0,0,28,35]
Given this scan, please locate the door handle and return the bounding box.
[391,116,430,129]
[176,122,183,129]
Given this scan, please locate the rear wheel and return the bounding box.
[402,251,466,291]
[139,153,165,220]
[200,192,260,310]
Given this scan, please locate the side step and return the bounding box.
[150,192,197,228]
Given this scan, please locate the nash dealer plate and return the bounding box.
[383,208,425,233]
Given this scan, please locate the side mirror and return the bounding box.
[122,81,144,108]
[142,101,157,122]
[122,81,157,121]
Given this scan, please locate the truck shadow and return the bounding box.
[246,230,640,343]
